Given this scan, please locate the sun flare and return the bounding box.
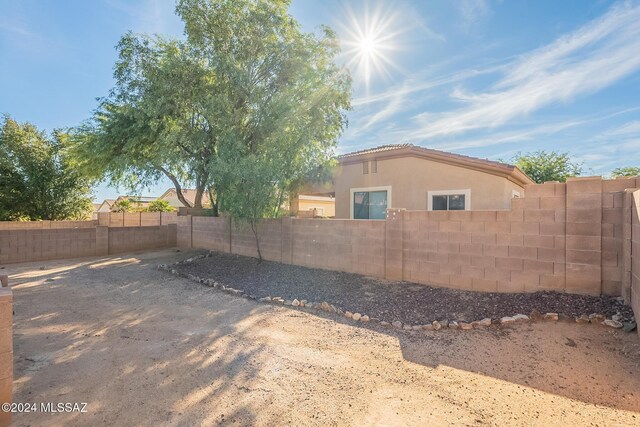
[339,5,402,89]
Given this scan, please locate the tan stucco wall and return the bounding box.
[334,156,525,218]
[298,198,336,217]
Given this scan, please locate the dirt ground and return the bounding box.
[6,249,640,426]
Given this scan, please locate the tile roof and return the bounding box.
[338,143,516,170]
[338,143,533,185]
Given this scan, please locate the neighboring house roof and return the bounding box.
[338,144,534,187]
[159,188,210,207]
[96,199,116,212]
[115,195,157,203]
[92,203,101,212]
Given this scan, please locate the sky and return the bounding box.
[1,0,639,202]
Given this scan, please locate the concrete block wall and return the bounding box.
[0,228,98,264]
[0,225,176,265]
[192,216,231,253]
[0,287,12,427]
[630,190,640,336]
[400,186,566,294]
[0,220,96,230]
[176,176,638,298]
[108,225,176,255]
[291,219,386,277]
[232,219,283,262]
[97,212,178,227]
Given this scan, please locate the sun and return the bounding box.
[338,5,402,90]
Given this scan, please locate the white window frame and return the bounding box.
[350,186,392,219]
[427,189,471,211]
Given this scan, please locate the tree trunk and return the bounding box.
[250,221,262,263]
[208,187,218,216]
[158,166,192,208]
[194,186,204,209]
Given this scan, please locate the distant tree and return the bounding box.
[178,0,352,260]
[0,115,93,221]
[147,199,175,212]
[611,166,640,177]
[511,151,582,184]
[111,199,133,213]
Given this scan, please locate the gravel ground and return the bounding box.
[7,249,640,426]
[173,251,635,325]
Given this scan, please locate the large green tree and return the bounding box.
[0,116,93,221]
[72,0,350,221]
[72,34,216,210]
[176,0,351,259]
[511,151,582,184]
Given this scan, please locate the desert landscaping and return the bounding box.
[6,250,640,426]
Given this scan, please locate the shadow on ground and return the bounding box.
[6,249,640,426]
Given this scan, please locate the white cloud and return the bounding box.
[403,1,640,141]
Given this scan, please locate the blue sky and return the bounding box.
[1,0,639,202]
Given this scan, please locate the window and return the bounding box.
[363,161,369,174]
[353,190,388,219]
[371,159,377,173]
[428,189,471,211]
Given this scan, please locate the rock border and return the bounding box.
[158,254,629,333]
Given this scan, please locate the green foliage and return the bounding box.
[511,151,582,184]
[611,166,640,177]
[111,199,133,213]
[70,30,219,209]
[0,115,93,221]
[175,0,351,259]
[147,199,175,212]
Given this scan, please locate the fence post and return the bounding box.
[622,189,635,303]
[0,286,13,427]
[96,226,109,256]
[565,177,603,295]
[281,217,293,264]
[385,208,405,281]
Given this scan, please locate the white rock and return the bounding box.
[432,321,442,331]
[477,318,492,327]
[352,313,362,321]
[422,324,434,331]
[292,299,300,307]
[392,321,403,329]
[380,321,390,327]
[500,316,515,324]
[513,314,530,322]
[360,315,370,322]
[459,322,473,330]
[543,313,558,321]
[448,321,459,330]
[604,319,623,329]
[345,311,353,319]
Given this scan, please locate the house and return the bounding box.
[289,194,336,218]
[96,199,115,213]
[114,195,157,211]
[158,188,210,208]
[299,144,534,219]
